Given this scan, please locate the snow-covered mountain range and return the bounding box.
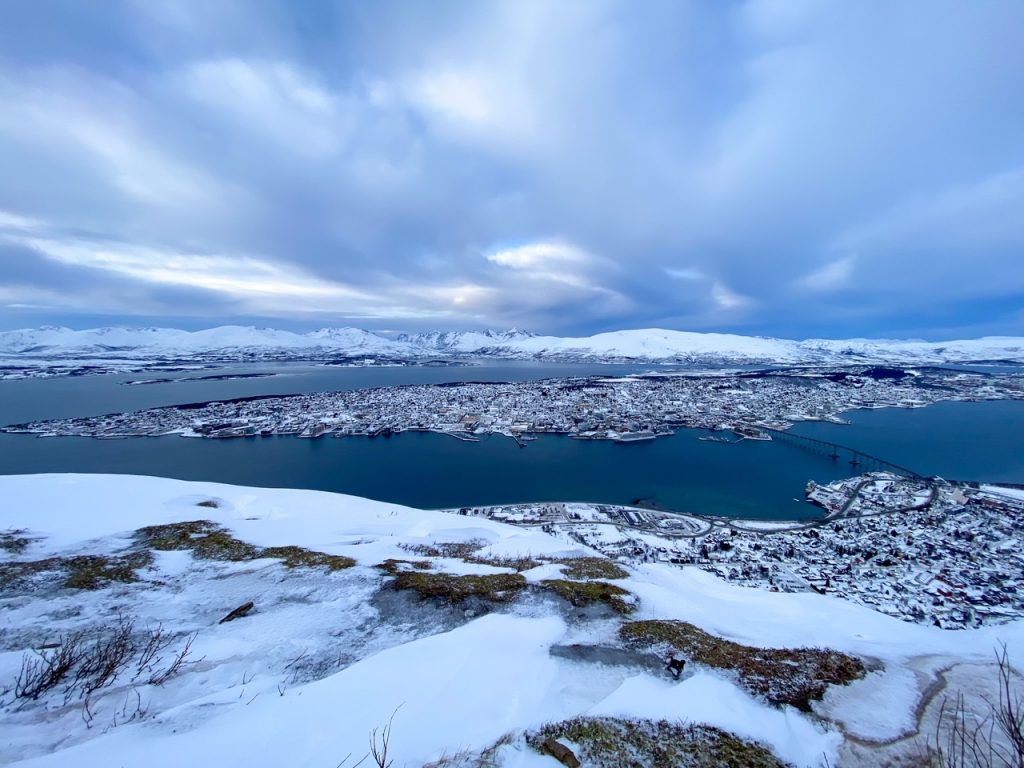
[1,325,1022,365]
[0,325,421,360]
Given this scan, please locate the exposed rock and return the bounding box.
[219,601,255,624]
[540,737,581,768]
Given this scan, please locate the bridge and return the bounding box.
[761,426,924,479]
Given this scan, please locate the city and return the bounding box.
[450,474,1024,629]
[5,366,1022,443]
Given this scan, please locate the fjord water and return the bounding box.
[0,363,1020,519]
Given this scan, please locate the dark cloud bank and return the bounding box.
[0,0,1022,339]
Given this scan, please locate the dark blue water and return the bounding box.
[0,364,1020,519]
[0,430,860,520]
[788,399,1024,483]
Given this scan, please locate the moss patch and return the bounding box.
[64,551,154,589]
[0,550,154,591]
[465,554,542,572]
[620,620,866,710]
[0,529,34,554]
[261,546,355,571]
[377,558,433,576]
[135,520,260,561]
[390,570,526,604]
[527,717,786,768]
[547,556,629,580]
[399,540,487,559]
[541,579,636,614]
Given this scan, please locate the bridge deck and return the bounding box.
[761,427,923,478]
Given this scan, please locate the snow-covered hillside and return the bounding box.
[1,324,1022,365]
[415,328,1024,364]
[397,328,536,353]
[0,325,421,360]
[2,475,1023,767]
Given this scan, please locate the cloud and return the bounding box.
[487,241,588,270]
[178,59,348,156]
[666,267,753,313]
[711,281,753,311]
[796,255,855,293]
[0,1,1021,337]
[665,268,705,282]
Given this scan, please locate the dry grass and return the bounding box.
[541,579,637,614]
[399,540,487,559]
[377,558,433,576]
[389,570,527,604]
[527,716,786,768]
[620,620,865,710]
[547,556,629,580]
[261,546,356,571]
[0,550,154,591]
[136,520,354,570]
[135,520,260,561]
[0,529,34,554]
[464,554,543,572]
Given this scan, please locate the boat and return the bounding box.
[613,430,658,443]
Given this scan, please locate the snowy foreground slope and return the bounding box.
[2,475,1023,768]
[3,324,1023,364]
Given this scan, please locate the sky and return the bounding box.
[0,0,1022,341]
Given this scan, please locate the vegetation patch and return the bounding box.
[137,521,358,570]
[546,556,629,580]
[135,520,260,561]
[398,540,487,559]
[64,551,155,590]
[261,546,356,571]
[526,716,786,768]
[464,554,542,572]
[377,558,433,576]
[620,620,866,710]
[389,570,526,604]
[541,579,637,614]
[1,529,34,554]
[0,550,154,591]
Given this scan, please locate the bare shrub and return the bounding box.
[368,709,398,768]
[147,632,196,686]
[10,619,198,714]
[14,630,88,700]
[133,622,176,679]
[74,615,137,698]
[930,644,1024,768]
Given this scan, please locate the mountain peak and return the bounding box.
[1,325,1022,364]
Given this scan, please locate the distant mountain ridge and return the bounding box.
[0,325,420,359]
[1,324,1022,365]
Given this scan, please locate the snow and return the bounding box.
[729,519,802,531]
[816,666,920,742]
[3,324,1022,364]
[401,327,1024,363]
[0,325,421,358]
[3,474,1023,768]
[625,564,1024,661]
[12,614,571,768]
[589,671,841,767]
[982,484,1024,500]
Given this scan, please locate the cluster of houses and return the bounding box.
[455,477,1024,629]
[7,366,1021,442]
